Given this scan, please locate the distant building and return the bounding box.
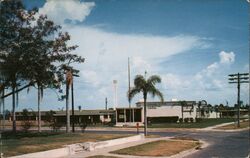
[115,107,143,126]
[12,109,115,125]
[54,110,115,125]
[115,101,198,126]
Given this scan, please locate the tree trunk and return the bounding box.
[2,89,5,130]
[143,93,147,136]
[66,82,70,133]
[181,104,183,122]
[71,78,75,132]
[12,85,16,133]
[38,85,41,132]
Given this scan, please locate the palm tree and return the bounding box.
[128,74,164,136]
[179,101,187,122]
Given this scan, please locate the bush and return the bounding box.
[190,118,194,123]
[184,118,189,123]
[195,118,202,122]
[49,121,63,132]
[147,116,179,123]
[21,121,33,132]
[179,118,183,123]
[79,122,87,133]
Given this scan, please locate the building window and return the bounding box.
[134,109,142,122]
[117,109,125,122]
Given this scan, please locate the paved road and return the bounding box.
[84,129,249,158]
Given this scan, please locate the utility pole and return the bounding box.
[128,57,132,122]
[105,97,108,110]
[71,70,79,133]
[228,72,249,127]
[128,57,131,108]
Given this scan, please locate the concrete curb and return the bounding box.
[83,134,144,151]
[168,140,209,158]
[8,135,144,158]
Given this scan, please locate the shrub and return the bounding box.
[21,121,33,132]
[184,118,189,123]
[49,121,63,132]
[179,118,183,123]
[190,118,194,123]
[195,118,202,122]
[79,122,87,133]
[147,116,179,123]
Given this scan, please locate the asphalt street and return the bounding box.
[84,129,250,158]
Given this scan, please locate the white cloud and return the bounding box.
[131,57,152,74]
[219,51,235,64]
[61,25,209,107]
[162,73,190,90]
[38,0,95,24]
[81,70,100,87]
[194,50,236,91]
[65,25,208,70]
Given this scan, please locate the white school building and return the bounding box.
[115,100,220,126]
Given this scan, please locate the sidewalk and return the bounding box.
[198,119,249,132]
[64,137,172,158]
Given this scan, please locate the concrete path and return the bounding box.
[198,119,249,132]
[64,137,172,158]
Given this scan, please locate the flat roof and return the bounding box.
[116,107,142,110]
[136,101,196,107]
[54,110,115,116]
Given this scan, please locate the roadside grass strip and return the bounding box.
[215,120,249,130]
[148,118,237,128]
[111,139,200,157]
[1,132,131,157]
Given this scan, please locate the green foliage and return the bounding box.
[44,110,56,123]
[128,74,164,135]
[44,110,63,131]
[179,118,183,123]
[20,109,34,132]
[128,75,164,102]
[0,0,85,132]
[195,118,202,122]
[147,117,179,123]
[0,0,84,97]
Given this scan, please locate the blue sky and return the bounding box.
[5,0,249,111]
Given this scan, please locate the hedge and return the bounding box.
[147,116,179,123]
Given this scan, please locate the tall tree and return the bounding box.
[0,0,33,132]
[0,0,84,133]
[128,74,164,136]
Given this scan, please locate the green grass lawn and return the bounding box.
[0,131,131,157]
[111,139,200,157]
[148,118,237,128]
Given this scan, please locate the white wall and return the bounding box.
[147,106,181,117]
[142,105,197,120]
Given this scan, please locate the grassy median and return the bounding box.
[0,132,132,157]
[111,139,200,157]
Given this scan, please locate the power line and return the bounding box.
[228,72,249,128]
